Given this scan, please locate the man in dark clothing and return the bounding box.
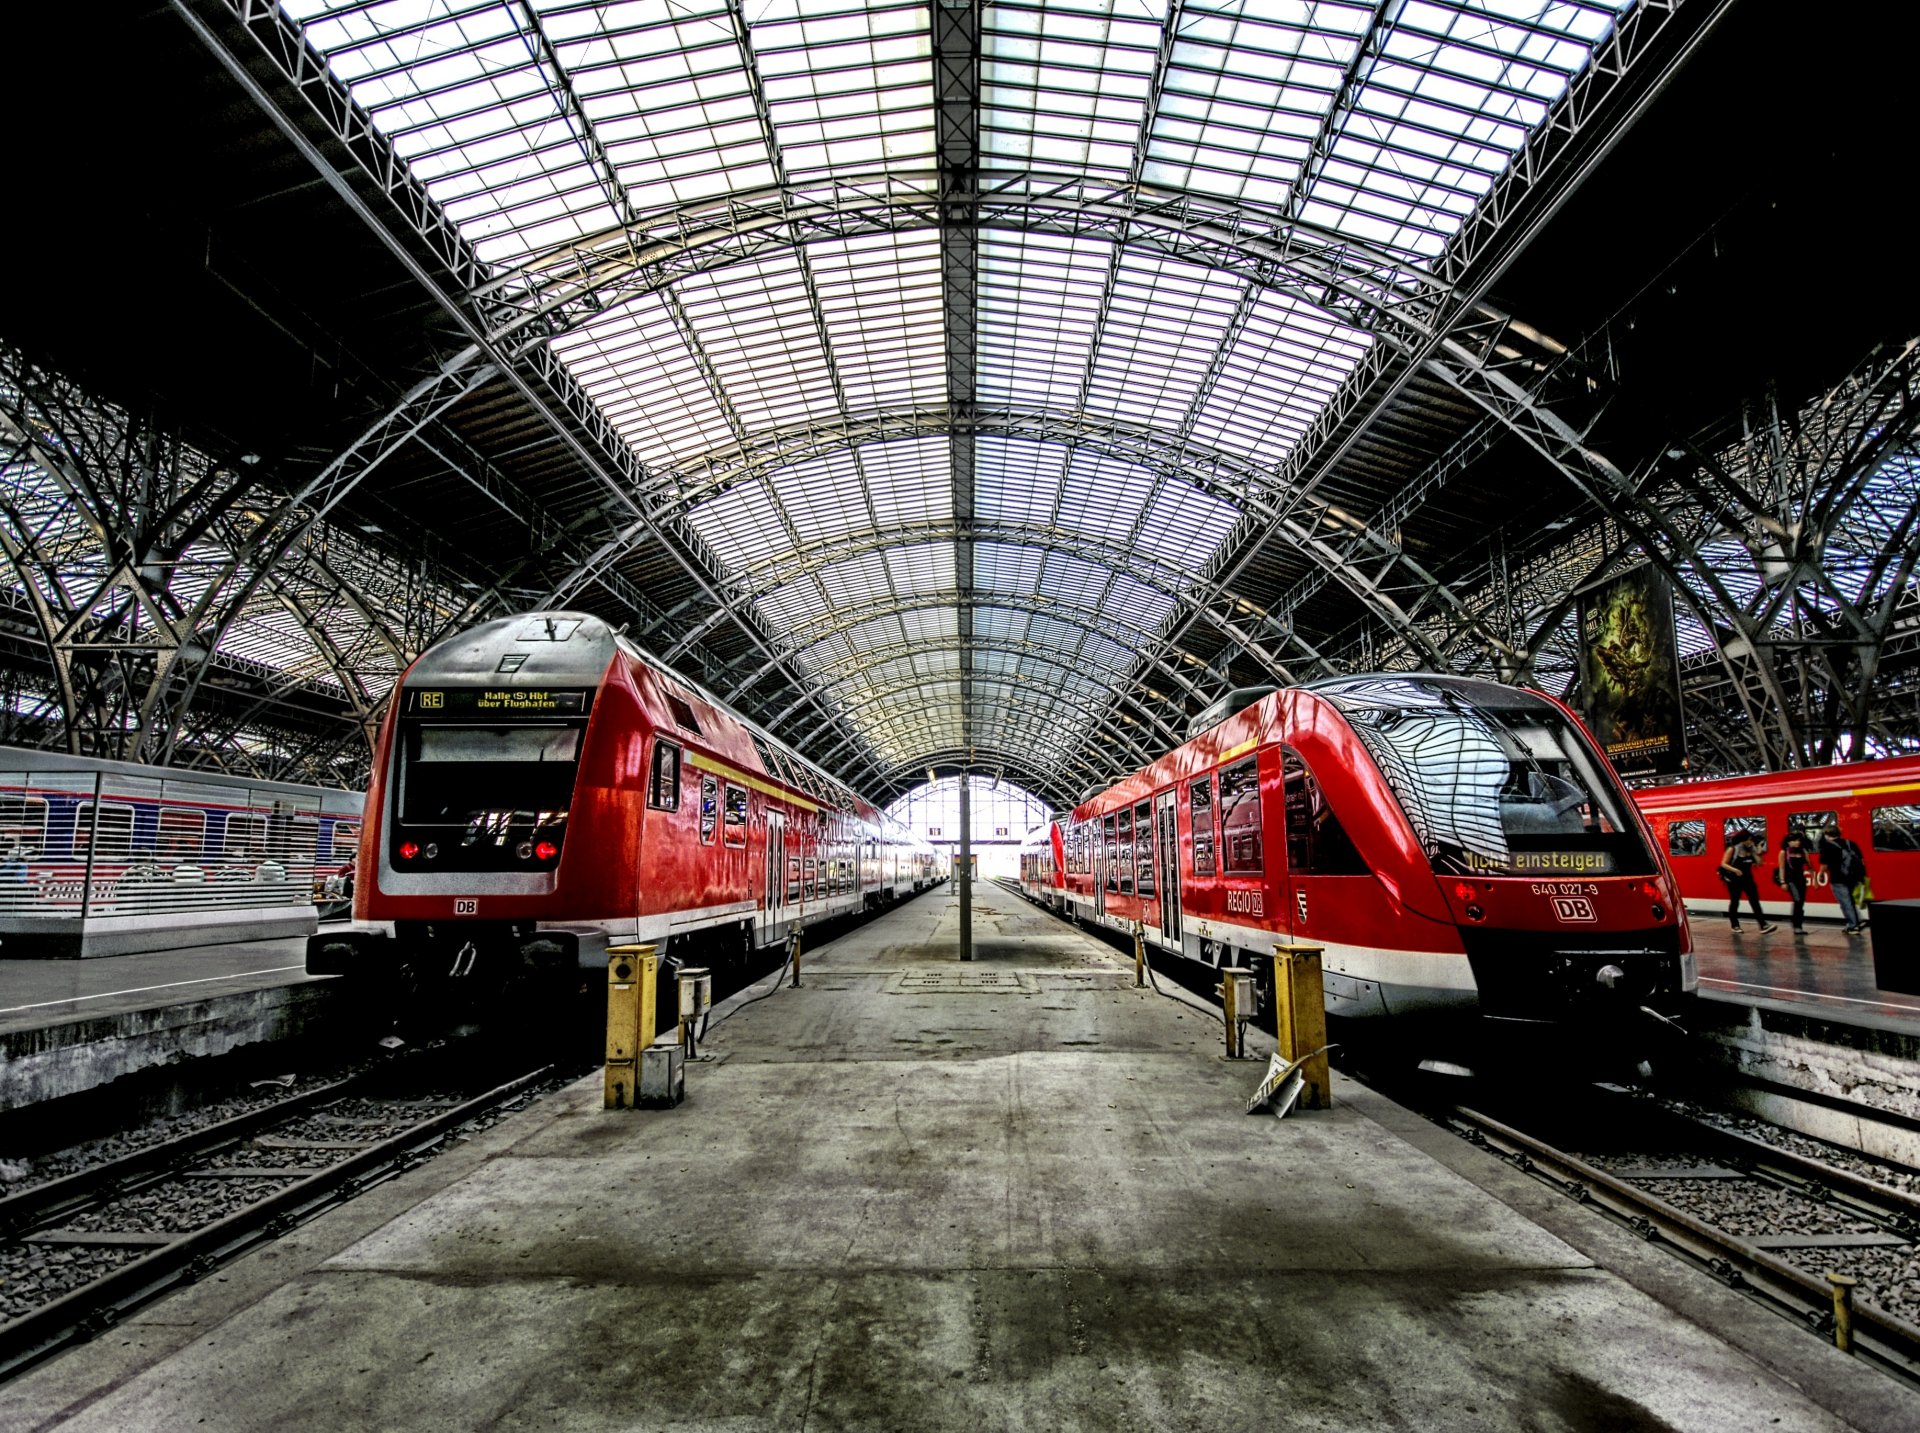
[1717,834,1775,932]
[1776,829,1812,932]
[1817,825,1868,933]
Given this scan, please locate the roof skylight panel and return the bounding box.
[976,437,1069,528]
[686,476,794,570]
[769,453,873,549]
[291,5,624,264]
[978,1,1162,180]
[1082,252,1246,428]
[810,235,948,413]
[977,234,1109,408]
[757,575,836,632]
[748,1,935,180]
[676,254,840,431]
[1137,0,1368,204]
[883,544,955,599]
[974,543,1047,600]
[551,294,737,467]
[1187,289,1373,464]
[1137,479,1240,573]
[1051,449,1164,549]
[860,437,953,528]
[1298,0,1631,257]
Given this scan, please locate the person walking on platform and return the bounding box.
[1776,828,1812,932]
[1818,823,1869,934]
[1718,833,1775,932]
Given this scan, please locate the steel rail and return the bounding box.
[0,1063,559,1383]
[1448,1102,1920,1386]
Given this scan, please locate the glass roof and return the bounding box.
[282,0,1638,786]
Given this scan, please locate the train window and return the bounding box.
[723,783,748,847]
[400,725,584,850]
[286,816,320,867]
[1103,813,1118,892]
[1116,806,1134,895]
[1872,806,1920,853]
[1189,779,1216,876]
[1281,749,1366,875]
[0,794,49,853]
[1721,816,1766,853]
[1787,810,1837,846]
[648,741,681,811]
[223,812,268,858]
[1135,800,1156,897]
[1333,685,1652,876]
[1219,757,1264,875]
[666,693,703,735]
[1665,820,1706,857]
[699,774,719,844]
[803,856,818,899]
[73,802,135,858]
[330,821,360,863]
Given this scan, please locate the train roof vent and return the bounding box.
[666,692,702,734]
[513,616,583,642]
[1187,685,1280,739]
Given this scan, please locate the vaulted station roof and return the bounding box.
[5,0,1769,803]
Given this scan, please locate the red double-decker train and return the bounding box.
[312,612,943,989]
[1019,675,1694,1029]
[1632,756,1920,923]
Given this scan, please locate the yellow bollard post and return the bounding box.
[1272,945,1331,1110]
[604,944,659,1110]
[1133,923,1147,989]
[1828,1271,1857,1353]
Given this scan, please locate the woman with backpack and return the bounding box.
[1817,824,1870,934]
[1718,833,1775,932]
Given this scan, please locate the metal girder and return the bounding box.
[1328,339,1920,772]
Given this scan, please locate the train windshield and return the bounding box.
[398,724,581,845]
[1322,678,1653,878]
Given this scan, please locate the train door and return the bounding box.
[1155,791,1181,945]
[761,811,786,947]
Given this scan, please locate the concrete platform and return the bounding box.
[0,938,337,1112]
[1692,918,1920,1034]
[3,883,1912,1431]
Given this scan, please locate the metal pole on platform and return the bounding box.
[958,773,972,962]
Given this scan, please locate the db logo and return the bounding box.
[1551,896,1597,923]
[453,898,478,915]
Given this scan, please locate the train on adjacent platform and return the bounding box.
[1632,755,1920,922]
[1019,674,1696,1032]
[0,747,362,958]
[311,612,945,992]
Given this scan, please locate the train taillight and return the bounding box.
[535,840,559,862]
[399,840,420,861]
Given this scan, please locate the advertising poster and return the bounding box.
[1576,564,1687,776]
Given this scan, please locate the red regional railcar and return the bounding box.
[1020,674,1694,1027]
[313,612,942,989]
[1633,756,1920,923]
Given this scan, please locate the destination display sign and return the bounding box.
[1462,848,1615,876]
[406,688,592,716]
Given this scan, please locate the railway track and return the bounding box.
[0,1046,581,1382]
[1442,1085,1920,1384]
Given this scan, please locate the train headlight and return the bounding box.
[535,840,559,862]
[1651,903,1666,922]
[516,840,534,860]
[399,841,420,861]
[1596,964,1626,989]
[1464,904,1485,922]
[423,842,439,861]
